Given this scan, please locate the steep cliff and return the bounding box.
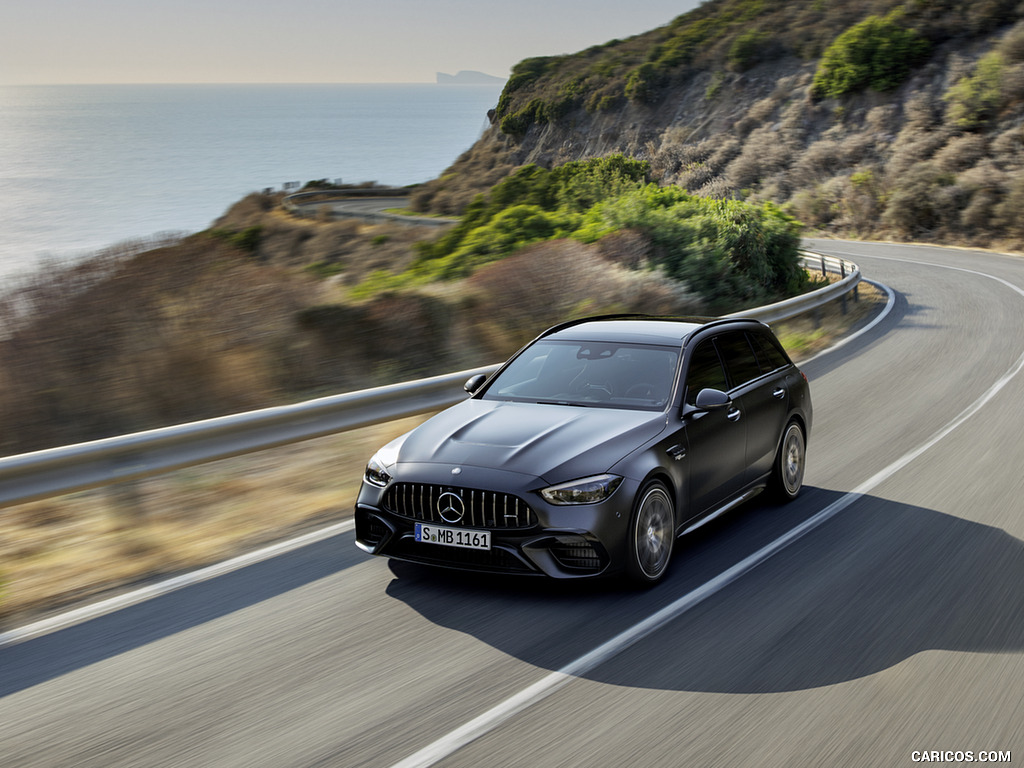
[413,0,1024,247]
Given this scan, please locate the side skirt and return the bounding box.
[678,486,765,537]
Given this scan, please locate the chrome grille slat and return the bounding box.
[382,483,536,529]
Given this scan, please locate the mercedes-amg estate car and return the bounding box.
[355,315,811,584]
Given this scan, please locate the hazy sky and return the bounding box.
[2,1,703,85]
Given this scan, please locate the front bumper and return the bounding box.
[354,464,637,579]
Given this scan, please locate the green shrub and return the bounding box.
[944,51,1006,129]
[348,269,414,301]
[579,187,804,308]
[207,226,262,255]
[625,63,665,104]
[728,30,771,72]
[812,12,931,98]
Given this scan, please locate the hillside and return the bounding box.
[412,0,1024,249]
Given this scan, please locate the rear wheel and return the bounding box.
[770,421,805,501]
[626,481,675,585]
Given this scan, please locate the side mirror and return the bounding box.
[695,388,731,410]
[684,388,731,419]
[464,374,487,394]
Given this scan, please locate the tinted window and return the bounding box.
[717,332,763,389]
[685,340,728,405]
[749,331,790,373]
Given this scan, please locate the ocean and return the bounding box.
[0,83,505,280]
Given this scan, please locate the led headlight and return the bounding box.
[364,455,393,487]
[540,474,623,505]
[363,436,405,487]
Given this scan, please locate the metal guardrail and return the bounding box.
[734,252,860,324]
[0,252,858,510]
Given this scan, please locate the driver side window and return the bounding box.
[684,339,728,406]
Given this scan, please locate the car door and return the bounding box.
[746,329,801,481]
[680,337,748,517]
[718,331,791,485]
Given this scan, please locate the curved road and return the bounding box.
[2,241,1023,767]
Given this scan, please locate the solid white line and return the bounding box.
[0,519,355,649]
[389,259,1024,768]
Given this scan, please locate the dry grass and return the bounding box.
[0,279,887,629]
[0,416,428,628]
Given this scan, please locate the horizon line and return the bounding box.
[1,78,508,88]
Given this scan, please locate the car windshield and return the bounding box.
[482,340,679,410]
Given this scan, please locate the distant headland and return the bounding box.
[436,70,506,85]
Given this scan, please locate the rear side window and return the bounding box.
[716,332,763,389]
[684,340,728,405]
[749,331,790,374]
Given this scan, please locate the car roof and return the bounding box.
[542,315,733,346]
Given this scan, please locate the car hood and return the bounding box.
[395,399,667,484]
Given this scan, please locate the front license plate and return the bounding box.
[415,523,491,551]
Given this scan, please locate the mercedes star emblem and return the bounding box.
[436,491,465,524]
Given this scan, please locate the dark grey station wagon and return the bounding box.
[355,315,812,584]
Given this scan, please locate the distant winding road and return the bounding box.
[2,240,1023,767]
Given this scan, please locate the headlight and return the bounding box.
[364,455,393,487]
[363,436,405,487]
[540,474,623,505]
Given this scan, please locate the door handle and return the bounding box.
[727,408,741,422]
[772,388,786,399]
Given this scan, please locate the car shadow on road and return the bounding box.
[383,489,1024,693]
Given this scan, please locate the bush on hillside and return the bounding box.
[944,51,1007,129]
[466,239,701,350]
[578,186,805,310]
[411,156,650,279]
[811,12,931,99]
[881,163,956,236]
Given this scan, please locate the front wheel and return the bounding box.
[769,421,805,501]
[626,481,675,585]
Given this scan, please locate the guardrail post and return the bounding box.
[821,256,827,277]
[840,261,848,315]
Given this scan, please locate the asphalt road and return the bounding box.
[2,240,1023,767]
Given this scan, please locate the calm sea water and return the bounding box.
[0,83,504,280]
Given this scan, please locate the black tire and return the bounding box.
[626,480,675,585]
[769,421,805,502]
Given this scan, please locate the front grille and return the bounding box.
[383,483,536,529]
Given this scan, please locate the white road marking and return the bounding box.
[389,255,1024,768]
[0,519,355,648]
